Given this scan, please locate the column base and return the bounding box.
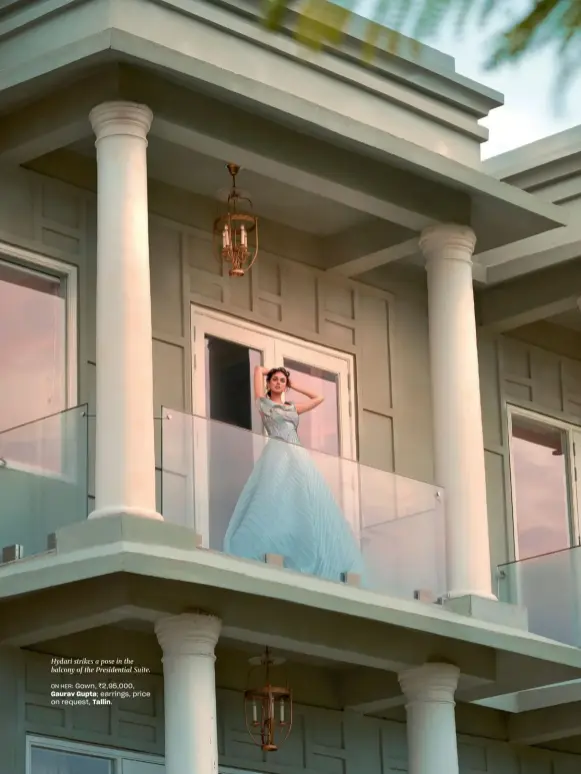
[88,505,164,521]
[441,594,528,631]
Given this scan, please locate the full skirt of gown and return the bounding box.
[223,437,366,582]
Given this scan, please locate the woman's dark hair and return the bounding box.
[266,367,291,398]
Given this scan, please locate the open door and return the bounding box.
[191,306,358,548]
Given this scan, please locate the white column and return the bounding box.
[420,224,493,599]
[89,101,161,520]
[155,613,222,774]
[399,663,460,774]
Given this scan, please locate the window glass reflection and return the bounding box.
[0,260,66,433]
[30,746,113,774]
[511,413,572,560]
[284,359,341,456]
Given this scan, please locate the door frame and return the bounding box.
[0,244,79,483]
[27,736,292,774]
[191,305,356,457]
[190,305,359,546]
[507,403,580,562]
[26,735,164,773]
[505,403,581,641]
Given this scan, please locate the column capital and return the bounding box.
[89,101,153,142]
[419,224,476,264]
[398,663,460,704]
[155,612,222,657]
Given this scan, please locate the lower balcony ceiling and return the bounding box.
[546,309,581,332]
[113,618,347,669]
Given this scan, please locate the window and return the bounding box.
[30,745,113,774]
[0,261,66,432]
[508,406,580,561]
[26,737,260,774]
[0,245,77,478]
[27,738,162,774]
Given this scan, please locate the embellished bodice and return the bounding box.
[258,396,301,445]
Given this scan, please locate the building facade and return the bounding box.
[2,1,581,773]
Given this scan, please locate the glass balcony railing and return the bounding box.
[160,408,446,601]
[498,548,581,646]
[0,406,89,559]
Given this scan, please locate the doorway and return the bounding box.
[190,306,358,550]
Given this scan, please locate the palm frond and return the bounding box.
[260,0,581,96]
[262,0,291,30]
[485,0,561,66]
[295,0,351,48]
[453,0,478,36]
[478,0,499,26]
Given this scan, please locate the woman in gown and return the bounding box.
[223,365,366,581]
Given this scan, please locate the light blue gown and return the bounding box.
[223,396,366,581]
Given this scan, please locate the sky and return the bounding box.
[358,0,581,160]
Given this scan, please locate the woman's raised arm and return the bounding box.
[254,365,268,400]
[290,380,324,415]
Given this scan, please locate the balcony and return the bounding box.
[159,408,446,602]
[0,405,446,603]
[0,406,89,559]
[498,548,581,647]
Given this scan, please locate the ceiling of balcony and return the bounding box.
[69,137,373,237]
[112,619,351,668]
[547,309,581,332]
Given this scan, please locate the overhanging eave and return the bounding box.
[109,25,566,245]
[0,0,568,251]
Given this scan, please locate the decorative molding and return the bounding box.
[419,223,477,263]
[89,101,153,142]
[155,612,222,657]
[398,663,460,704]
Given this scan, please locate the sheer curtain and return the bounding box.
[30,746,112,774]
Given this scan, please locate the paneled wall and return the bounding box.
[3,165,581,575]
[0,166,435,494]
[147,220,432,481]
[5,648,579,774]
[478,330,581,574]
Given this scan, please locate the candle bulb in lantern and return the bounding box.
[213,163,259,277]
[244,648,292,752]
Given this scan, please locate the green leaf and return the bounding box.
[260,0,581,95]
